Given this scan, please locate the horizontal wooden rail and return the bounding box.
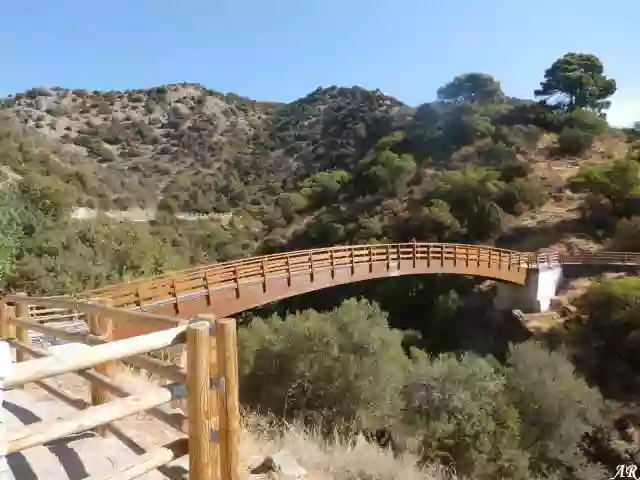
[7,386,175,454]
[4,325,187,389]
[9,339,186,431]
[1,294,239,479]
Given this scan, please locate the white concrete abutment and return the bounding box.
[493,264,564,313]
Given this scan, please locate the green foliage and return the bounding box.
[406,352,529,479]
[570,158,640,219]
[573,279,640,388]
[535,52,616,113]
[238,299,413,433]
[610,216,640,251]
[437,73,505,105]
[504,342,606,479]
[0,188,29,280]
[558,127,595,156]
[406,342,606,479]
[432,166,506,240]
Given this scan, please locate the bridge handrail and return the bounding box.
[0,294,240,479]
[83,243,529,299]
[81,243,640,311]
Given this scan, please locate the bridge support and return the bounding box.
[494,264,564,313]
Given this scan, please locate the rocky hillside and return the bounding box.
[1,84,411,211]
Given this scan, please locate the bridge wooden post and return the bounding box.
[186,321,213,479]
[215,318,240,480]
[0,300,11,341]
[234,266,241,297]
[309,252,315,282]
[14,293,29,366]
[135,286,145,311]
[89,297,115,437]
[197,313,221,477]
[368,246,373,273]
[350,248,356,275]
[171,279,180,315]
[412,242,417,268]
[205,271,214,305]
[330,250,336,279]
[286,257,292,285]
[261,260,268,292]
[386,245,391,271]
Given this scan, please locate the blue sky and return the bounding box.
[2,0,637,126]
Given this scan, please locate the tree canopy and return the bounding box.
[535,52,616,113]
[437,73,505,105]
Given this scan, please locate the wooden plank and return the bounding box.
[186,321,213,479]
[15,293,29,365]
[216,318,240,480]
[90,298,116,437]
[10,339,186,432]
[7,387,175,454]
[4,325,187,389]
[85,439,188,480]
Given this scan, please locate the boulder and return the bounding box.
[249,450,307,479]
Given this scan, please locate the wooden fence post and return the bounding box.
[14,293,29,366]
[198,313,220,477]
[0,300,9,341]
[216,318,240,480]
[186,321,212,479]
[89,298,115,437]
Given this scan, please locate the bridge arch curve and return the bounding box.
[81,243,640,340]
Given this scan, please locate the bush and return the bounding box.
[238,299,413,433]
[573,278,640,398]
[504,342,606,479]
[405,352,529,480]
[558,127,594,156]
[561,109,608,135]
[610,216,640,251]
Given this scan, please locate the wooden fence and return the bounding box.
[0,293,239,479]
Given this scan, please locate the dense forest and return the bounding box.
[3,52,640,478]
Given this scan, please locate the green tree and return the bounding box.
[405,352,529,479]
[535,53,616,113]
[504,342,606,479]
[432,166,506,240]
[238,299,413,433]
[569,158,640,218]
[0,189,28,279]
[573,278,640,398]
[437,73,505,105]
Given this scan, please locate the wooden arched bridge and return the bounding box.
[79,242,640,339]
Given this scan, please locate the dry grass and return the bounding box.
[241,414,451,480]
[111,363,451,480]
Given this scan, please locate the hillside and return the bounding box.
[6,53,640,479]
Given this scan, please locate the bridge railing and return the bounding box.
[0,294,240,479]
[84,243,532,309]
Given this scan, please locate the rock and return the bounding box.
[250,450,307,479]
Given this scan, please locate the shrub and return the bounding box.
[405,352,529,480]
[573,278,640,398]
[558,127,594,156]
[504,342,606,479]
[238,299,413,433]
[610,216,640,251]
